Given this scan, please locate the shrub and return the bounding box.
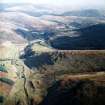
[0,77,14,85]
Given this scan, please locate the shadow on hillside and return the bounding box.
[24,53,54,69]
[39,79,105,105]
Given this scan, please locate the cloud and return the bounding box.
[1,0,105,10]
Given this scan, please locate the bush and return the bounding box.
[0,96,4,103]
[0,78,14,85]
[0,65,7,72]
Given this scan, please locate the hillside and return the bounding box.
[49,24,105,50]
[2,50,105,105]
[23,50,105,73]
[0,61,18,104]
[0,41,19,104]
[40,72,105,105]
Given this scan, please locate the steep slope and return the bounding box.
[40,73,105,105]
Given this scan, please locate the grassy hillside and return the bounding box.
[40,72,105,105]
[0,50,105,105]
[24,51,105,74]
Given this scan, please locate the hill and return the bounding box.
[50,24,105,50]
[62,9,105,18]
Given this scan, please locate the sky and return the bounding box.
[1,0,105,9]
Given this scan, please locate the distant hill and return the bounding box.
[62,9,105,18]
[50,24,105,50]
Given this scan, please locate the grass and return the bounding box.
[31,43,53,52]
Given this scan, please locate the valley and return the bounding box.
[0,3,105,105]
